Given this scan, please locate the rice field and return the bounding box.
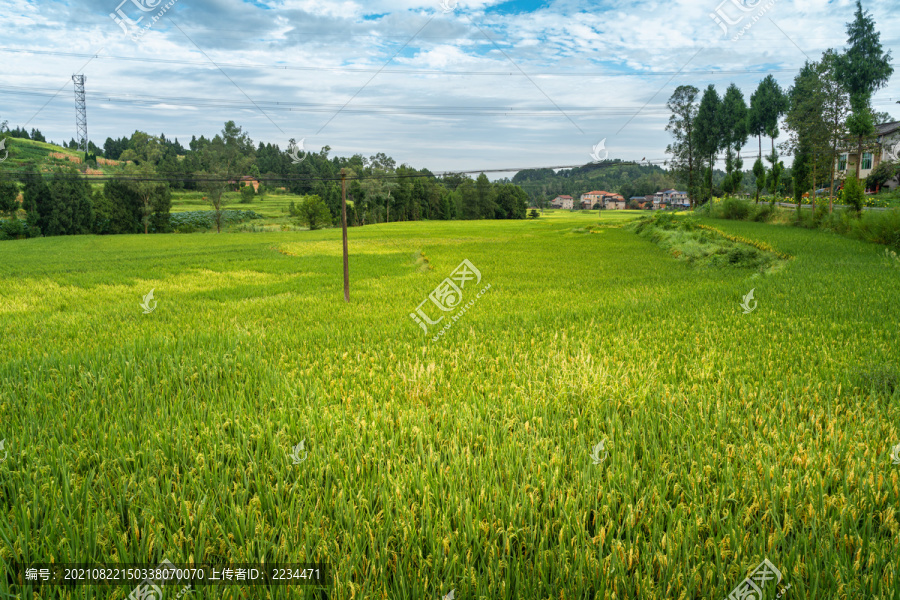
[170,190,302,219]
[1,210,899,599]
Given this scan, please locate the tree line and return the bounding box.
[0,122,529,240]
[665,0,894,211]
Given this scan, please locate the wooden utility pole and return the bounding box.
[341,169,350,302]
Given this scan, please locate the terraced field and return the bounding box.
[1,211,898,599]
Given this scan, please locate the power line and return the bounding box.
[1,83,894,120]
[0,85,677,117]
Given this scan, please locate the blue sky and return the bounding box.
[1,0,898,175]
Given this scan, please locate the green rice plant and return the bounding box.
[0,213,898,599]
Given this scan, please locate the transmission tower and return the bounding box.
[72,74,88,154]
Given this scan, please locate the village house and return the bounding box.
[653,189,690,210]
[550,195,574,209]
[835,120,900,190]
[603,195,626,210]
[629,196,651,209]
[580,190,626,209]
[579,191,606,209]
[241,176,260,192]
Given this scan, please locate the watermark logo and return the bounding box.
[290,440,308,464]
[709,0,776,41]
[128,558,190,600]
[887,140,900,162]
[110,0,179,40]
[740,288,757,314]
[891,442,900,465]
[441,590,455,600]
[410,259,491,342]
[725,558,788,600]
[140,289,157,314]
[589,440,608,465]
[0,138,8,162]
[0,439,6,462]
[288,138,308,165]
[590,138,608,162]
[439,0,458,13]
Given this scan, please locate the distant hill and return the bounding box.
[0,137,126,176]
[511,160,680,204]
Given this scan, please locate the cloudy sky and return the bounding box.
[1,0,898,175]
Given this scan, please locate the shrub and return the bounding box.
[812,200,830,226]
[866,160,899,191]
[719,197,750,220]
[842,173,864,214]
[850,209,900,249]
[0,218,39,240]
[818,208,855,235]
[628,214,782,272]
[752,203,774,222]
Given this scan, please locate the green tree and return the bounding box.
[21,169,51,236]
[767,159,785,200]
[692,85,722,205]
[295,194,332,230]
[360,169,397,224]
[752,158,766,202]
[528,208,540,219]
[783,59,832,207]
[665,85,701,208]
[866,159,898,191]
[494,183,528,219]
[835,0,894,179]
[219,121,256,171]
[747,81,767,169]
[818,49,852,211]
[43,168,93,236]
[368,152,396,171]
[458,178,478,219]
[792,138,813,213]
[119,131,164,165]
[97,179,142,234]
[475,173,497,218]
[157,148,186,190]
[198,170,228,233]
[749,75,789,200]
[720,83,749,196]
[123,163,169,234]
[240,184,255,204]
[0,175,18,217]
[149,183,172,233]
[442,190,454,220]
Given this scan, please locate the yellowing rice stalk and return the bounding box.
[1,212,898,599]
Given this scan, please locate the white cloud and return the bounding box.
[0,0,896,171]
